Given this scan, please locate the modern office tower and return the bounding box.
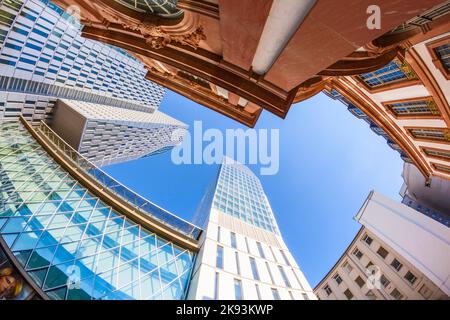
[0,0,166,125]
[187,158,315,300]
[49,99,187,167]
[314,191,450,301]
[0,118,202,300]
[400,163,450,227]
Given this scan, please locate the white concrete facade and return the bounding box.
[315,191,450,300]
[188,160,315,300]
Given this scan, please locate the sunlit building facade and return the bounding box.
[0,119,200,300]
[188,159,315,300]
[49,99,187,167]
[0,0,166,126]
[314,191,450,300]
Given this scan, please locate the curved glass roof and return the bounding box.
[114,0,183,19]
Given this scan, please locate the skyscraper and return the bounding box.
[0,0,189,165]
[188,158,315,300]
[0,118,201,300]
[49,99,187,167]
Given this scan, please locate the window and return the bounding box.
[255,284,261,300]
[352,248,363,259]
[245,237,250,254]
[343,289,353,300]
[377,246,389,259]
[278,266,291,288]
[357,58,416,88]
[217,226,221,242]
[249,257,260,281]
[271,288,281,300]
[280,250,291,266]
[342,261,353,273]
[214,272,219,300]
[408,128,450,142]
[288,291,295,300]
[324,285,332,296]
[230,232,237,249]
[234,279,243,300]
[423,148,450,161]
[366,290,377,300]
[434,43,450,71]
[266,262,275,284]
[390,288,404,300]
[432,163,450,174]
[404,271,417,285]
[366,261,374,269]
[390,258,403,271]
[355,276,365,288]
[235,251,241,275]
[419,284,432,299]
[333,273,343,285]
[380,274,390,288]
[362,234,373,246]
[216,245,224,269]
[302,293,309,300]
[256,242,265,259]
[385,98,440,117]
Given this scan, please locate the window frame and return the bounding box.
[426,35,450,80]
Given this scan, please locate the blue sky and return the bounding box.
[104,90,405,287]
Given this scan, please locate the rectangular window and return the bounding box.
[280,250,291,266]
[271,288,281,300]
[214,272,219,300]
[333,273,343,285]
[255,284,261,300]
[278,266,291,288]
[249,257,260,281]
[385,98,440,117]
[390,288,404,300]
[377,246,389,259]
[390,258,403,271]
[235,251,241,275]
[434,43,450,72]
[265,262,275,284]
[217,226,221,242]
[404,271,417,285]
[380,274,390,288]
[423,148,450,161]
[432,163,450,174]
[343,289,353,300]
[256,242,265,259]
[355,276,365,288]
[245,237,250,254]
[362,234,373,246]
[216,245,224,269]
[408,128,450,143]
[230,232,237,249]
[234,279,243,300]
[324,285,332,295]
[342,261,353,273]
[357,58,416,88]
[352,248,363,259]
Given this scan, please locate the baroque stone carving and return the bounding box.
[122,22,206,50]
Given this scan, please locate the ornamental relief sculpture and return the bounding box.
[122,23,206,50]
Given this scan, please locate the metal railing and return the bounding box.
[37,120,202,240]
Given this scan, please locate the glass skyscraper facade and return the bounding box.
[188,159,315,300]
[0,0,166,124]
[0,121,196,300]
[211,161,279,234]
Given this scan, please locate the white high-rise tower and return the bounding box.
[188,158,316,300]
